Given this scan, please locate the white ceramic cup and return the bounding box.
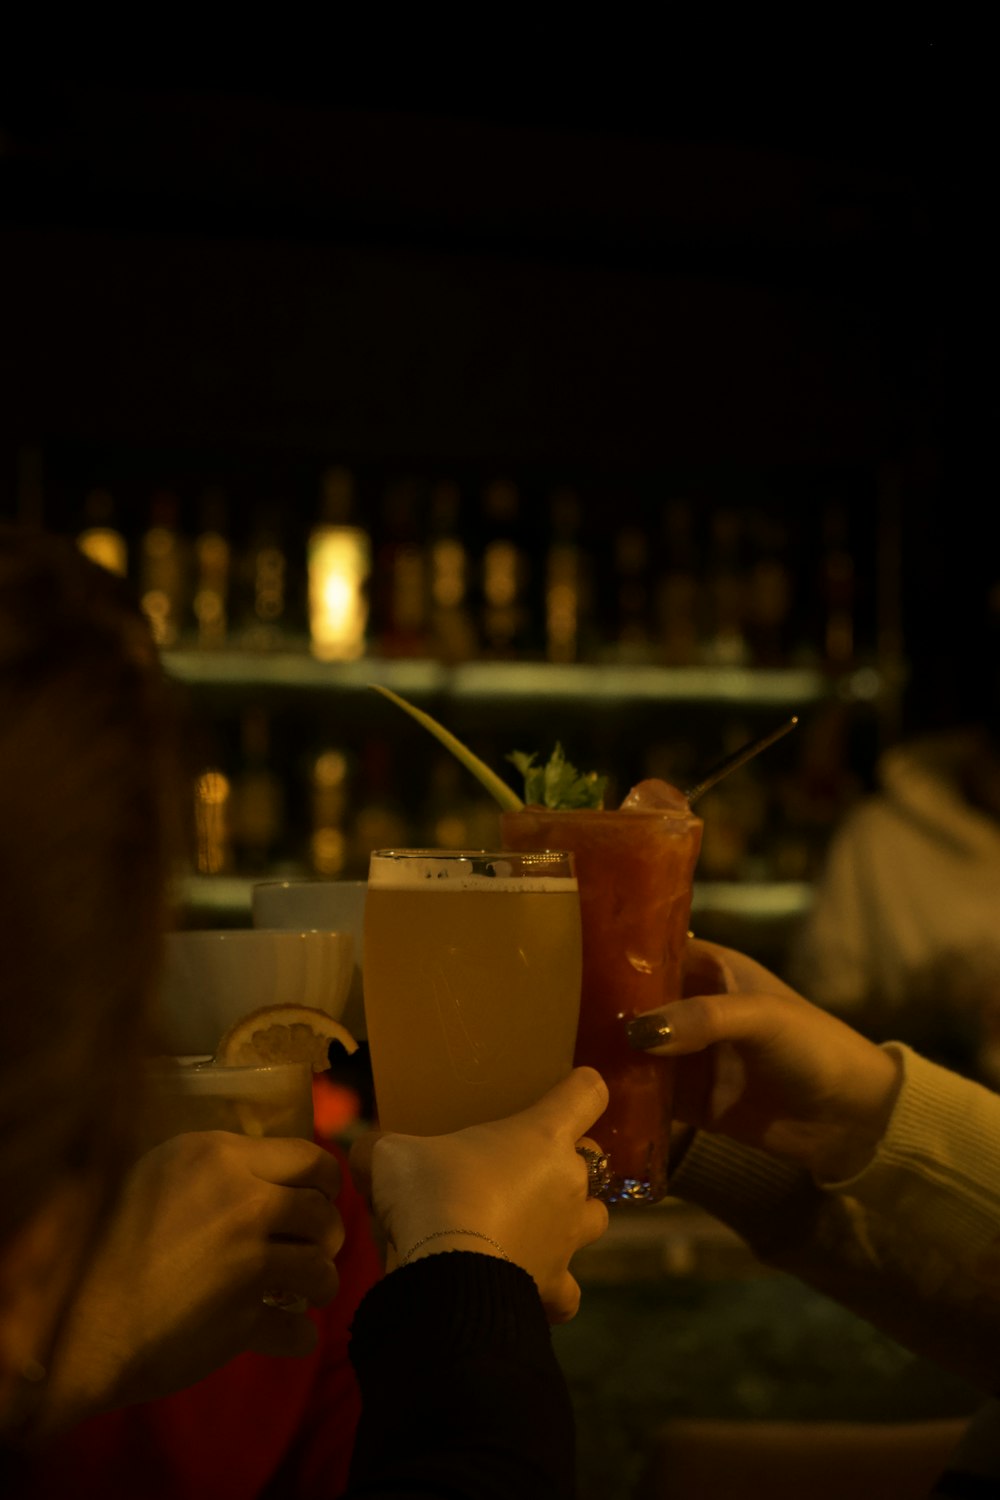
[252,880,368,1038]
[156,929,354,1058]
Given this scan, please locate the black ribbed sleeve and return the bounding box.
[345,1252,575,1499]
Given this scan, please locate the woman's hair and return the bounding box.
[0,525,185,1252]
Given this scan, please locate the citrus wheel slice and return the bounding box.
[214,1004,358,1072]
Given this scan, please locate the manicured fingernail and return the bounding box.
[625,1014,673,1051]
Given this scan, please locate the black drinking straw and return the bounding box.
[684,715,799,806]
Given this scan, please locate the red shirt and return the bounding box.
[20,1140,382,1499]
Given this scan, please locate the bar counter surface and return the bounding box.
[558,1200,980,1500]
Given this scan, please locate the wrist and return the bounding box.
[397,1228,511,1269]
[811,1044,903,1183]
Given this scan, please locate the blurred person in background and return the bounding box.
[787,582,1000,1087]
[0,524,607,1499]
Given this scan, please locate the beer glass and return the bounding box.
[364,849,581,1134]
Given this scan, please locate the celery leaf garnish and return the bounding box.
[507,744,607,810]
[371,685,608,813]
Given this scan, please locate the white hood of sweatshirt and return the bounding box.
[789,730,1000,1024]
[876,732,1000,863]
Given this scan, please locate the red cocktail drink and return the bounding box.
[501,784,702,1201]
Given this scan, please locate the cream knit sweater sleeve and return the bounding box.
[668,1044,1000,1393]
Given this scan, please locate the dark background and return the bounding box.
[0,34,991,666]
[3,55,993,1499]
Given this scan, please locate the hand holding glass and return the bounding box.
[139,1059,316,1311]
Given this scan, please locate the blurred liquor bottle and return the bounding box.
[139,490,187,649]
[821,501,855,671]
[308,465,371,661]
[479,478,531,658]
[609,518,654,661]
[744,509,793,667]
[773,699,864,880]
[193,763,233,876]
[238,501,289,650]
[544,487,592,663]
[693,718,768,880]
[191,487,230,649]
[654,499,701,666]
[77,488,128,576]
[701,507,748,666]
[425,480,478,663]
[419,753,474,848]
[309,745,351,878]
[231,707,285,873]
[419,750,506,849]
[372,477,428,657]
[349,738,410,874]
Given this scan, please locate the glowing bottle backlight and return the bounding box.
[308,526,370,660]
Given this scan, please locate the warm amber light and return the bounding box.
[546,545,579,662]
[255,546,286,622]
[433,813,470,848]
[309,527,370,660]
[431,538,466,608]
[483,540,518,607]
[141,590,174,647]
[194,770,231,874]
[314,750,348,788]
[194,531,230,646]
[78,528,128,576]
[311,826,347,876]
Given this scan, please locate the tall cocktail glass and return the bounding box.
[363,849,582,1134]
[501,801,702,1202]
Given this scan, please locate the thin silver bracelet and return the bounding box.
[398,1229,511,1267]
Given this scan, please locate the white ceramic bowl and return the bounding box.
[155,929,354,1058]
[252,879,367,1038]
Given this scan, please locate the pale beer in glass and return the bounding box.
[364,849,582,1135]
